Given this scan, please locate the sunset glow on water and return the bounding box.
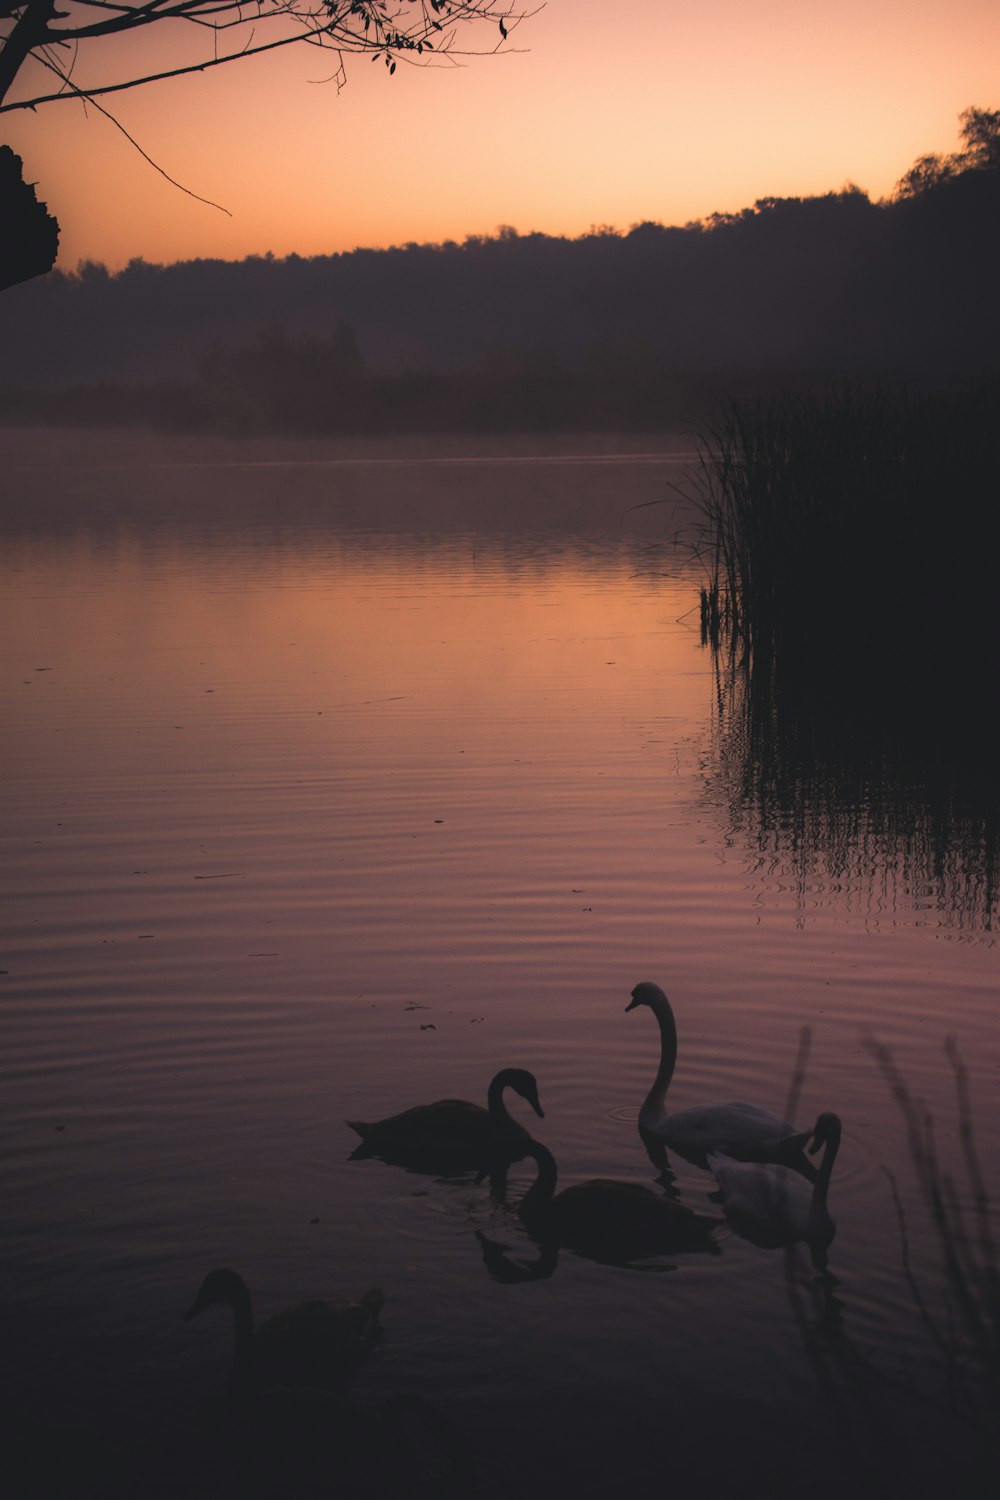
[2,432,996,1498]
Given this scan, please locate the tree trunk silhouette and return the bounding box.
[0,145,59,291]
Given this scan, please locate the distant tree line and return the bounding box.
[894,106,1000,198]
[2,108,998,433]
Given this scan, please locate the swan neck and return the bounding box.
[812,1123,842,1212]
[519,1144,557,1228]
[646,994,678,1112]
[487,1071,516,1126]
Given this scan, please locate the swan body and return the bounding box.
[626,982,811,1162]
[709,1111,841,1263]
[347,1067,544,1171]
[513,1138,721,1261]
[184,1268,383,1394]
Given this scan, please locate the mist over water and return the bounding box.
[2,431,996,1498]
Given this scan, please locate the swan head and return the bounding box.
[808,1113,842,1155]
[502,1068,545,1120]
[184,1267,246,1321]
[625,981,669,1014]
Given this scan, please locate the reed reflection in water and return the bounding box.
[1,431,997,1499]
[705,646,1000,932]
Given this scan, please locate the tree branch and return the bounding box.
[2,21,342,109]
[30,39,233,211]
[0,0,58,106]
[1,3,530,112]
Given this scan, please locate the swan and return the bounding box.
[186,1305,464,1498]
[708,1111,841,1267]
[183,1268,383,1394]
[508,1137,721,1261]
[626,982,811,1163]
[346,1067,544,1171]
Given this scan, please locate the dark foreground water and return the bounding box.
[2,429,997,1499]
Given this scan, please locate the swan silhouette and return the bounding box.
[708,1112,842,1269]
[184,1268,383,1394]
[346,1067,544,1173]
[186,1326,467,1499]
[505,1137,721,1263]
[626,982,811,1164]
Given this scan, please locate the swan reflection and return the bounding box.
[708,1112,841,1272]
[476,1228,560,1283]
[482,1137,722,1271]
[188,1381,468,1500]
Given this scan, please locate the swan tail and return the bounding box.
[346,1120,382,1159]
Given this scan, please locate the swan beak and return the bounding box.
[625,998,639,1012]
[183,1294,208,1322]
[531,1099,545,1120]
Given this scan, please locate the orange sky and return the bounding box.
[3,0,999,270]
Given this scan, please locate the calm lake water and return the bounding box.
[2,428,997,1498]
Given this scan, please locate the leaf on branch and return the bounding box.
[1,3,533,120]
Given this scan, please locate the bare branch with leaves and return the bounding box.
[0,2,532,113]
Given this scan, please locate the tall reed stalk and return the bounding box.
[866,1037,999,1419]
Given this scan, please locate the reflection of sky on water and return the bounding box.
[1,433,996,1500]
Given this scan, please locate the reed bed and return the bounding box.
[694,379,1000,928]
[695,380,997,683]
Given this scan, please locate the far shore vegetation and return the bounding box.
[2,108,998,437]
